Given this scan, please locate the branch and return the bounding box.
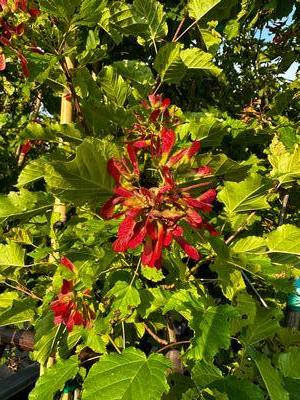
[144,323,168,346]
[156,340,190,353]
[172,17,186,42]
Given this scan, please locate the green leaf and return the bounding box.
[181,48,222,76]
[21,123,82,144]
[268,138,300,185]
[133,0,168,45]
[187,0,221,21]
[82,347,170,400]
[278,347,300,379]
[138,288,170,318]
[154,43,186,84]
[211,377,264,400]
[103,3,145,40]
[27,53,58,84]
[107,281,141,319]
[73,67,102,99]
[141,265,165,282]
[200,28,222,54]
[250,350,289,400]
[32,313,60,365]
[163,286,206,321]
[45,139,118,205]
[0,241,25,271]
[0,299,35,326]
[266,225,300,256]
[0,292,19,308]
[284,378,300,400]
[39,0,81,22]
[197,153,250,181]
[192,360,222,389]
[113,60,154,99]
[242,308,281,345]
[83,327,107,354]
[231,291,257,332]
[72,0,107,27]
[218,174,271,216]
[232,236,267,254]
[182,115,227,147]
[17,159,46,188]
[0,189,52,225]
[100,66,130,107]
[29,356,79,400]
[211,258,246,300]
[224,19,240,40]
[187,305,239,360]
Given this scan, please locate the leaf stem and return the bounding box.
[121,322,126,350]
[130,258,141,286]
[107,335,121,354]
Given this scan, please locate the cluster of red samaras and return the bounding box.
[0,0,41,76]
[100,96,218,269]
[50,256,95,331]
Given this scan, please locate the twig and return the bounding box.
[241,271,268,309]
[225,211,256,245]
[172,17,186,42]
[144,323,168,346]
[279,193,289,226]
[174,19,199,42]
[4,281,42,301]
[156,340,190,353]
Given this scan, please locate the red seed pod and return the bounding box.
[0,53,6,71]
[28,8,41,18]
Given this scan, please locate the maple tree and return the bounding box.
[0,1,299,399]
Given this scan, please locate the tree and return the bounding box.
[0,0,299,399]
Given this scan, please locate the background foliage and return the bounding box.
[0,0,299,399]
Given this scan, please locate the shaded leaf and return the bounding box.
[211,377,264,400]
[0,299,35,326]
[250,350,289,400]
[154,43,186,84]
[29,356,79,400]
[278,347,300,379]
[192,360,222,389]
[187,305,239,360]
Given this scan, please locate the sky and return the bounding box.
[257,6,299,81]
